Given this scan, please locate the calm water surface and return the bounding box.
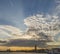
[0,52,47,54]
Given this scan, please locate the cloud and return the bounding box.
[0,39,9,45]
[47,42,60,45]
[0,25,22,35]
[0,25,40,40]
[0,39,8,43]
[0,24,54,46]
[0,39,9,44]
[0,25,23,40]
[3,39,47,47]
[24,14,60,42]
[54,0,60,16]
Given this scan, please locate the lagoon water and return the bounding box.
[0,52,47,54]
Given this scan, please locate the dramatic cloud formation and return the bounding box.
[24,0,60,42]
[24,14,60,41]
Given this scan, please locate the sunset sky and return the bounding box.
[0,0,60,47]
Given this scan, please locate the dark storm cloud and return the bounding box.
[4,39,47,47]
[0,40,8,44]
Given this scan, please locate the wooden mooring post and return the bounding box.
[34,45,37,52]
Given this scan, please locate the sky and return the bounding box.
[0,0,60,46]
[0,0,55,30]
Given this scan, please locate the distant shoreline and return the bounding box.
[0,49,49,53]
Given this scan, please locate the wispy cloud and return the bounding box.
[54,0,60,16]
[0,25,23,40]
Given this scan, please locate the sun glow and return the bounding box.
[0,46,42,51]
